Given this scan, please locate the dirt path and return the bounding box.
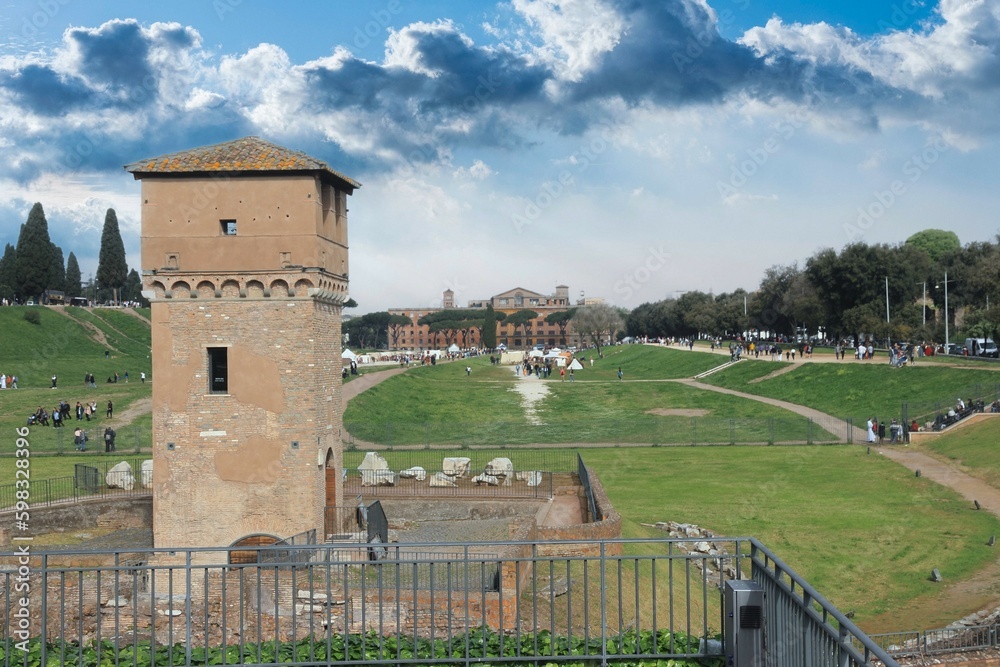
[47,306,114,350]
[342,366,410,403]
[111,395,152,426]
[673,378,850,441]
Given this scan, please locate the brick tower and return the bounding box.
[127,137,359,551]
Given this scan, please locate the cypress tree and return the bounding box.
[123,268,146,305]
[14,203,56,301]
[65,252,83,298]
[482,303,497,350]
[49,243,66,294]
[96,208,128,303]
[0,243,16,302]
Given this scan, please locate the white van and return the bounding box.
[964,337,999,358]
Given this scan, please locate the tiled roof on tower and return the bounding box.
[124,136,360,190]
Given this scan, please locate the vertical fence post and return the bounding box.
[729,419,735,445]
[806,419,813,445]
[768,418,775,445]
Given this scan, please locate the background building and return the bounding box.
[390,285,584,350]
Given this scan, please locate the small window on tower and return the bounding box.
[208,347,228,393]
[221,220,237,236]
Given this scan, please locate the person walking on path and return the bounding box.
[617,367,623,382]
[106,400,113,418]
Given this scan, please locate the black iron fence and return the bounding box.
[0,537,896,666]
[343,448,574,473]
[344,416,850,448]
[344,468,554,500]
[577,453,599,522]
[902,382,1000,427]
[864,624,999,658]
[0,457,150,510]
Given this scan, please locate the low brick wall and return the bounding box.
[537,467,621,557]
[0,495,152,547]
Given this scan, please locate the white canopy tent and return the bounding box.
[341,348,358,361]
[567,359,584,370]
[447,343,460,353]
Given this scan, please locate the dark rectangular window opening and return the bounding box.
[208,347,228,393]
[221,219,237,236]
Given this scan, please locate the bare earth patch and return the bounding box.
[645,408,710,417]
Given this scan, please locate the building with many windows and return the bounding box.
[389,285,593,350]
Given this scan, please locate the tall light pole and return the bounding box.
[885,277,890,323]
[937,272,952,348]
[916,281,926,327]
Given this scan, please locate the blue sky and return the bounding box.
[0,0,995,312]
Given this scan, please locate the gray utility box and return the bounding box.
[724,580,765,667]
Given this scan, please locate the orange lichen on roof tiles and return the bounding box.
[124,136,361,188]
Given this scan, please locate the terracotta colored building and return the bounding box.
[128,136,358,552]
[389,285,585,350]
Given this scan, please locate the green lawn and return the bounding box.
[702,360,1000,424]
[578,445,999,626]
[0,306,152,453]
[344,352,825,445]
[923,419,1000,489]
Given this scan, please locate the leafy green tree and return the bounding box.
[14,203,56,301]
[482,304,497,349]
[0,243,15,302]
[343,298,358,308]
[96,208,128,304]
[65,252,83,298]
[905,229,960,264]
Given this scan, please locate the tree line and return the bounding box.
[626,230,1000,345]
[0,202,145,305]
[345,229,1000,352]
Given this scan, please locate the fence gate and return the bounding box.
[74,464,100,494]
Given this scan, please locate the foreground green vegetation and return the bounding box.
[2,630,720,667]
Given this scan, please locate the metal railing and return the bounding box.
[0,458,151,510]
[344,469,554,500]
[343,448,574,473]
[749,540,898,666]
[902,382,1000,427]
[0,537,896,666]
[344,416,850,448]
[577,453,599,522]
[866,624,999,657]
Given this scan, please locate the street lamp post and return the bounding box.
[937,272,952,348]
[885,277,890,323]
[916,281,926,327]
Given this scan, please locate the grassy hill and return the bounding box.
[0,306,152,453]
